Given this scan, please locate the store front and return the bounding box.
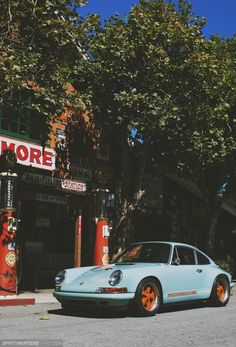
[18,173,92,290]
[0,134,92,290]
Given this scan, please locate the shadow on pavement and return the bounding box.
[159,301,209,313]
[48,307,129,319]
[48,300,213,319]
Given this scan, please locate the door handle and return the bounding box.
[196,269,202,273]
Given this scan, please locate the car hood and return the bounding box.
[61,262,164,293]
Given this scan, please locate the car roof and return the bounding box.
[131,241,212,259]
[131,241,195,248]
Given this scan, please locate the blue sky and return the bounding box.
[79,0,236,38]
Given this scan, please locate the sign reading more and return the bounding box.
[0,135,55,171]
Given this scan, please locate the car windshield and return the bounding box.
[112,243,171,264]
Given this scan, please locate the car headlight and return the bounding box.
[109,270,123,286]
[55,270,66,285]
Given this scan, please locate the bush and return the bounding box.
[215,255,234,274]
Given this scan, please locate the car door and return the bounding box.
[165,246,203,303]
[194,249,213,299]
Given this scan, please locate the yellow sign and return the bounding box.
[102,253,110,265]
[5,251,16,267]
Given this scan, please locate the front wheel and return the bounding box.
[132,278,161,316]
[209,276,230,307]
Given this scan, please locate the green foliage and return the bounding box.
[216,255,234,274]
[77,0,235,160]
[76,0,236,177]
[0,0,93,141]
[75,0,236,251]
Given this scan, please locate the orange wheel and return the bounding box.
[216,282,226,302]
[133,278,161,316]
[141,284,158,311]
[210,276,230,307]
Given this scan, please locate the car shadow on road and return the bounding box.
[48,306,129,319]
[48,301,211,319]
[159,300,209,314]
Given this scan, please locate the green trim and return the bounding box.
[0,129,42,144]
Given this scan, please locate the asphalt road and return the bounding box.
[0,288,236,347]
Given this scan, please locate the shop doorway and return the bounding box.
[19,196,92,290]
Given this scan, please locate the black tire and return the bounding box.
[209,276,230,307]
[132,278,161,316]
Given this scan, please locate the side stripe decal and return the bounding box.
[168,290,197,298]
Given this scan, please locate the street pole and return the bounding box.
[74,210,82,267]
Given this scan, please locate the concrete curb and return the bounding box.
[0,289,57,306]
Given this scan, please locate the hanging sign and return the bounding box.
[61,179,86,192]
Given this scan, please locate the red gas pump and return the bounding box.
[94,219,109,266]
[0,150,18,296]
[94,189,113,266]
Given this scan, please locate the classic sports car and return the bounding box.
[53,242,233,316]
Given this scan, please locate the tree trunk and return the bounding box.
[110,141,148,259]
[197,171,221,257]
[205,207,221,257]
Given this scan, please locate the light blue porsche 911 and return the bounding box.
[53,242,233,316]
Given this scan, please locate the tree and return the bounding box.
[76,0,236,256]
[164,32,236,256]
[0,0,95,142]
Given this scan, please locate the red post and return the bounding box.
[93,189,114,266]
[0,210,17,295]
[94,219,109,266]
[74,210,82,267]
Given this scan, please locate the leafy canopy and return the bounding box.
[0,0,95,140]
[77,0,236,190]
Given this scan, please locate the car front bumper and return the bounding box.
[53,290,135,308]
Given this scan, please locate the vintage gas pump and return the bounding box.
[93,189,114,266]
[0,150,18,295]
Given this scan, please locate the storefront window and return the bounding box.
[0,109,30,137]
[0,108,42,141]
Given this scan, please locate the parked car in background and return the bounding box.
[54,242,233,316]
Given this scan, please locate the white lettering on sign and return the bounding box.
[22,172,61,187]
[0,135,55,171]
[22,172,87,192]
[61,179,86,192]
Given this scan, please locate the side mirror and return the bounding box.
[172,257,180,266]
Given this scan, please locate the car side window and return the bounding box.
[196,251,210,265]
[176,247,196,265]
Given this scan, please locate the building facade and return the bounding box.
[0,111,98,290]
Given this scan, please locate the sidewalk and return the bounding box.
[0,289,57,306]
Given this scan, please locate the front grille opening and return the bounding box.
[99,301,109,306]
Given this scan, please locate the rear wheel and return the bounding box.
[209,276,230,307]
[133,278,161,316]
